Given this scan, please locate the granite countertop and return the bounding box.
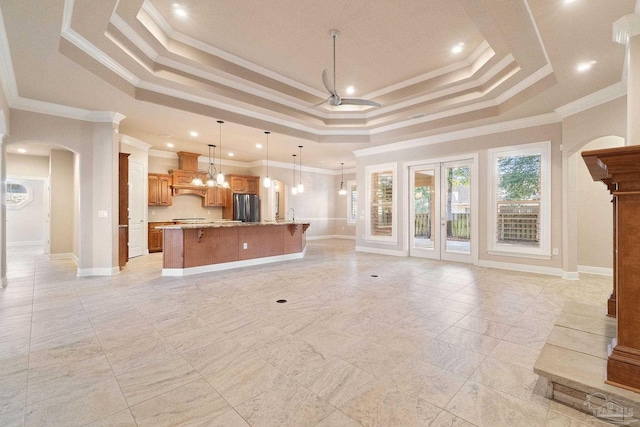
[155,221,307,229]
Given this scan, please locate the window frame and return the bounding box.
[487,141,551,259]
[346,180,357,224]
[6,180,33,209]
[365,162,397,244]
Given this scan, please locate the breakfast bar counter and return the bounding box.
[157,222,310,276]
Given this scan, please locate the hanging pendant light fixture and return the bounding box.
[291,154,298,195]
[264,131,271,188]
[338,162,347,195]
[206,144,217,187]
[216,120,227,186]
[297,145,304,193]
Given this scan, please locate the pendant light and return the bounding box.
[338,162,347,195]
[216,120,226,186]
[291,154,298,195]
[264,131,271,188]
[206,144,217,187]
[297,145,304,193]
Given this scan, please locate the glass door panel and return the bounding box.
[441,161,472,263]
[410,165,439,259]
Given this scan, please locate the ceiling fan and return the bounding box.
[316,30,381,108]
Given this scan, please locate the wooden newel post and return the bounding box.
[582,145,640,392]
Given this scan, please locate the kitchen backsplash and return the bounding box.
[148,194,223,222]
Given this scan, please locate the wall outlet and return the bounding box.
[98,210,108,218]
[151,210,155,216]
[552,248,559,255]
[243,243,248,249]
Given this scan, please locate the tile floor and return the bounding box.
[0,240,615,426]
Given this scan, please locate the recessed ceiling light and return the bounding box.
[256,143,262,149]
[346,86,355,95]
[577,60,597,72]
[166,143,174,148]
[189,131,198,137]
[172,3,187,17]
[228,152,234,157]
[564,0,577,4]
[451,42,465,54]
[17,148,27,153]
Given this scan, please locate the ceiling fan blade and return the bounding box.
[340,98,381,107]
[322,69,336,96]
[307,98,329,108]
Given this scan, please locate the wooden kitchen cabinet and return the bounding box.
[228,175,260,195]
[148,222,174,252]
[203,186,228,208]
[148,173,172,206]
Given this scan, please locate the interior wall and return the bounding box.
[334,171,356,238]
[577,136,624,271]
[49,149,74,255]
[6,153,49,176]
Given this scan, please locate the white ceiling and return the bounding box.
[0,0,635,169]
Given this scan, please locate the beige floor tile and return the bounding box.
[0,408,24,427]
[130,378,231,427]
[502,326,550,350]
[546,326,610,359]
[315,410,361,427]
[27,354,114,406]
[103,337,179,376]
[384,357,467,408]
[24,377,127,427]
[446,381,548,427]
[430,410,477,427]
[489,340,541,370]
[340,379,442,426]
[395,313,451,338]
[85,409,137,427]
[164,322,229,354]
[0,356,28,415]
[436,326,500,355]
[337,339,412,376]
[454,315,511,339]
[115,352,200,406]
[183,337,260,378]
[296,357,376,407]
[206,356,287,406]
[28,336,104,369]
[555,311,616,338]
[413,339,486,377]
[470,357,545,406]
[234,378,335,427]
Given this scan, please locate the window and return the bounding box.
[488,141,551,258]
[365,163,397,243]
[347,180,357,224]
[6,181,32,209]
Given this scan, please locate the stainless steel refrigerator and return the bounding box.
[233,193,260,222]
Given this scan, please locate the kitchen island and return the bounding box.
[157,222,310,276]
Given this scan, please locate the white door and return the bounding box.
[128,160,145,258]
[409,159,474,263]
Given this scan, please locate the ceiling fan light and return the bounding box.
[338,187,347,196]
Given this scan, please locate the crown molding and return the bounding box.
[13,97,125,123]
[0,4,18,103]
[555,82,626,118]
[613,13,640,45]
[120,134,152,150]
[355,112,561,157]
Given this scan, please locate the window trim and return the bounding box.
[365,162,397,244]
[346,180,357,224]
[6,180,33,209]
[487,141,551,259]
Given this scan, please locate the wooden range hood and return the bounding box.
[169,151,208,197]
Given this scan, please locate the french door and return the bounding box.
[409,159,474,263]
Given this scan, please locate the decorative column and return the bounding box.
[583,145,640,392]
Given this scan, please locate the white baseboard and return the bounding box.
[307,235,356,241]
[77,266,120,277]
[578,265,613,277]
[7,240,44,247]
[478,259,563,277]
[162,248,307,277]
[355,246,407,257]
[1,276,6,288]
[562,271,580,281]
